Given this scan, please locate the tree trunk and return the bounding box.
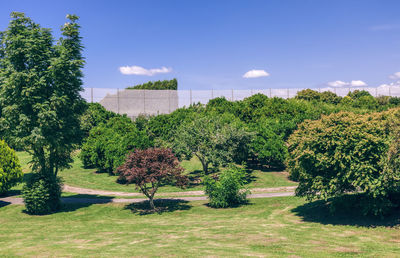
[149,196,155,210]
[202,162,208,174]
[197,155,209,174]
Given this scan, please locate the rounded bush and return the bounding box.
[287,110,398,216]
[22,173,62,215]
[80,116,153,173]
[0,140,23,195]
[204,165,249,208]
[80,103,118,139]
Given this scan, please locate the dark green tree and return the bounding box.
[126,78,178,90]
[0,13,86,213]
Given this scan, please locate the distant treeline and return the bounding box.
[126,78,178,90]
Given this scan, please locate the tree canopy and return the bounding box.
[126,78,178,90]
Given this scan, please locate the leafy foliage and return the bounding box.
[295,89,342,105]
[116,148,187,210]
[0,12,85,177]
[22,173,63,215]
[80,103,118,139]
[127,78,178,90]
[319,91,342,105]
[249,118,288,169]
[204,165,249,208]
[347,90,372,99]
[173,113,253,174]
[0,12,85,214]
[80,116,152,173]
[287,110,400,216]
[295,89,321,102]
[0,140,23,195]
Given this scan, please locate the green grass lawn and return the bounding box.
[14,151,297,194]
[1,197,399,257]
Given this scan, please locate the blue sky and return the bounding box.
[1,0,400,90]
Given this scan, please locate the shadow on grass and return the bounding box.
[0,200,11,208]
[204,199,253,209]
[292,199,400,228]
[21,194,117,215]
[247,162,285,172]
[124,199,191,215]
[62,193,116,200]
[186,169,205,188]
[2,189,21,197]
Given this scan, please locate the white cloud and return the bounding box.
[378,81,400,89]
[119,65,172,76]
[328,80,347,87]
[327,80,367,87]
[350,80,367,87]
[243,69,270,78]
[389,72,400,80]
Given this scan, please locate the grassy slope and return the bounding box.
[0,197,399,257]
[14,152,297,194]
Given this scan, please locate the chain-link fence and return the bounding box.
[81,86,400,118]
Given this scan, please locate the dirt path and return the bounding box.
[63,185,297,197]
[0,192,295,205]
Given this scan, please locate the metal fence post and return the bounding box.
[91,87,93,103]
[231,89,234,101]
[117,88,120,114]
[190,89,192,105]
[389,86,392,97]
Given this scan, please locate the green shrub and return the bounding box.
[204,165,249,208]
[319,91,342,105]
[22,173,63,215]
[80,103,118,138]
[249,118,287,169]
[352,95,378,109]
[145,103,203,143]
[287,110,399,216]
[0,140,23,195]
[389,97,400,106]
[295,89,321,101]
[126,78,178,90]
[80,116,153,173]
[347,89,372,99]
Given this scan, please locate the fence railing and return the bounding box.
[81,86,400,118]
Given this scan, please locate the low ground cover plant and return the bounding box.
[204,164,249,208]
[116,148,188,210]
[0,140,23,195]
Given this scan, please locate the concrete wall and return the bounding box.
[99,89,179,118]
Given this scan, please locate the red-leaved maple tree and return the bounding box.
[116,148,188,209]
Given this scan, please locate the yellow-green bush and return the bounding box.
[0,140,23,195]
[287,110,400,216]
